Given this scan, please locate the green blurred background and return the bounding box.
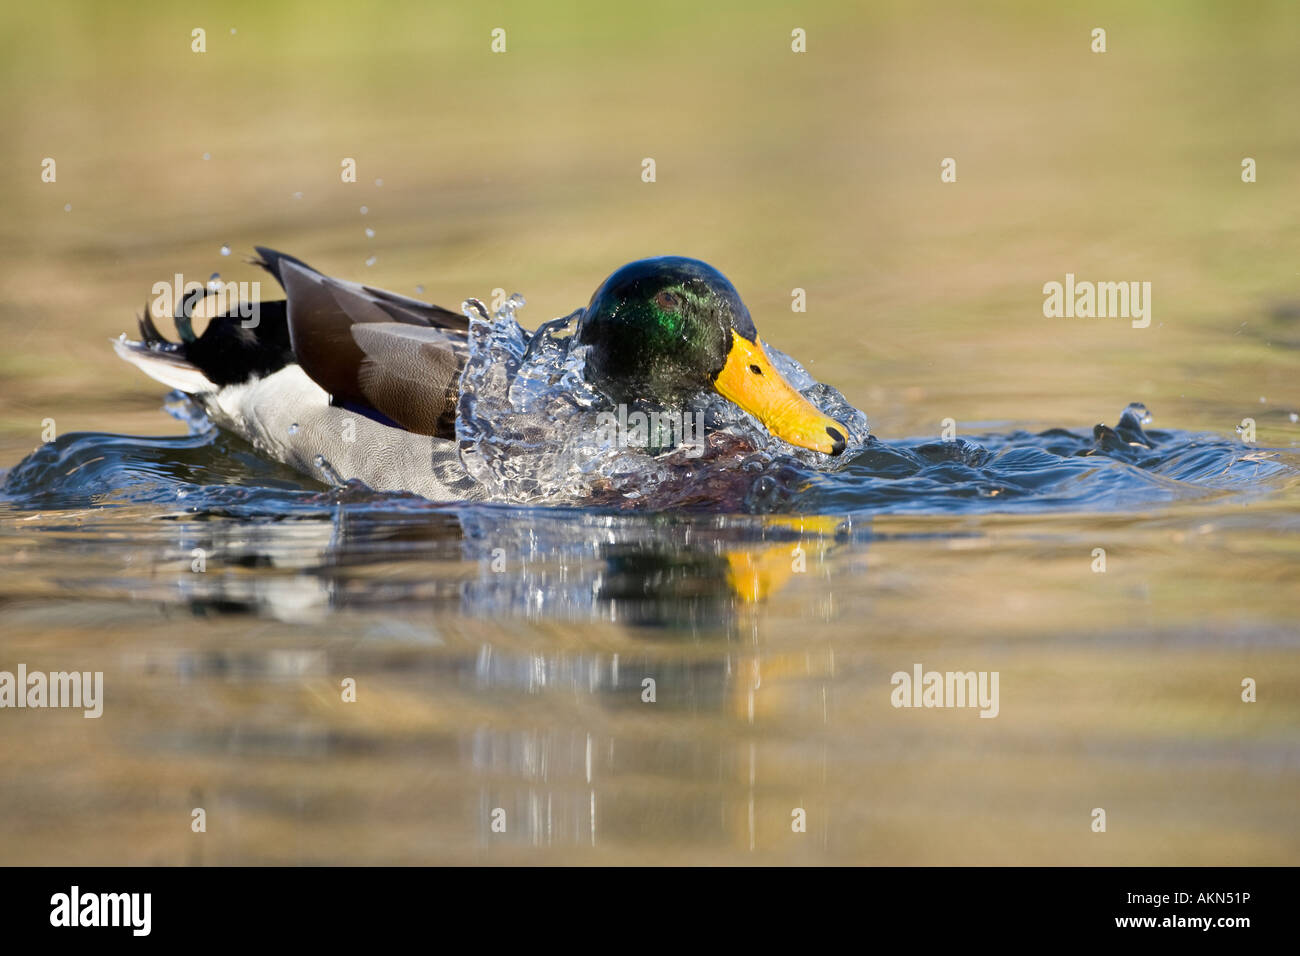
[2,0,1298,459]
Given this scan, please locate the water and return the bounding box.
[5,271,1300,864]
[2,351,1297,863]
[7,313,1295,516]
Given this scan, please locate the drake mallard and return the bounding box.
[115,248,848,501]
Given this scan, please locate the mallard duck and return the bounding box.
[115,248,848,501]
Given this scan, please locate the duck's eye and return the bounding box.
[749,364,762,375]
[655,291,681,312]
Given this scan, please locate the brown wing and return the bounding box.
[277,258,468,438]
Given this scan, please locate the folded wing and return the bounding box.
[263,249,468,439]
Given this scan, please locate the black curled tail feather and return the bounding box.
[134,293,296,387]
[137,303,178,352]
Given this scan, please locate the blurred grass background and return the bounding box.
[1,0,1298,454]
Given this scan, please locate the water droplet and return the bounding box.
[374,178,384,187]
[219,244,231,256]
[415,285,425,294]
[494,293,527,321]
[207,272,221,291]
[1290,412,1299,423]
[292,191,303,200]
[202,152,211,160]
[313,455,344,485]
[230,27,237,34]
[1122,402,1153,426]
[359,205,368,215]
[462,298,490,321]
[364,227,374,238]
[288,423,300,435]
[63,203,71,212]
[1259,396,1267,404]
[365,256,377,267]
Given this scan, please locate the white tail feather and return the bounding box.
[112,337,216,394]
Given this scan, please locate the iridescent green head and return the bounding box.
[576,256,753,405]
[575,256,847,455]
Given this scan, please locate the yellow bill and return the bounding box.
[713,333,847,455]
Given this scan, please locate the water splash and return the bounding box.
[164,391,216,437]
[454,298,870,508]
[3,402,1295,516]
[312,454,344,486]
[7,307,1299,514]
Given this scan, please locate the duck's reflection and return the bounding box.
[168,506,851,628]
[461,663,837,853]
[149,507,854,852]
